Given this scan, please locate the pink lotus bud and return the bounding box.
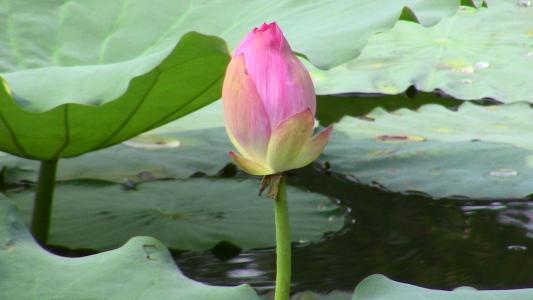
[222,22,332,175]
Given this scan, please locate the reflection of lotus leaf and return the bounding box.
[498,203,533,239]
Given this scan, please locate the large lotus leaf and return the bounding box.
[320,102,533,199]
[0,31,229,160]
[0,0,471,83]
[152,100,225,133]
[0,196,260,300]
[0,127,231,183]
[0,101,228,182]
[9,178,344,251]
[351,275,533,300]
[309,0,533,102]
[170,0,472,69]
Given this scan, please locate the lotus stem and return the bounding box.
[31,160,58,245]
[273,175,291,300]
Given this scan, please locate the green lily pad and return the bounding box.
[0,196,260,300]
[321,102,533,199]
[352,275,533,299]
[0,30,229,160]
[57,127,231,181]
[309,0,533,102]
[9,178,344,251]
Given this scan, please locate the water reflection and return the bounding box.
[499,202,533,239]
[176,165,533,292]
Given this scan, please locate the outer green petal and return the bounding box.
[229,151,274,176]
[290,126,333,169]
[266,109,314,173]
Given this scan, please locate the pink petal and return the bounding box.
[229,151,273,176]
[222,55,271,164]
[234,22,315,128]
[292,126,333,169]
[266,109,315,173]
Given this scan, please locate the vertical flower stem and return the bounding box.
[274,175,291,300]
[31,160,58,245]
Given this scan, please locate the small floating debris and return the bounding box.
[507,245,528,251]
[376,135,426,143]
[123,134,181,150]
[517,0,531,7]
[227,268,265,278]
[462,202,507,212]
[474,61,490,70]
[458,66,475,74]
[489,168,518,178]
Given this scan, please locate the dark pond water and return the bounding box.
[177,165,533,293]
[176,91,533,293]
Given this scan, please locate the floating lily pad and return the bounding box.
[321,102,533,198]
[309,0,533,102]
[10,178,345,251]
[0,31,229,160]
[0,196,260,300]
[69,127,231,181]
[352,275,533,300]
